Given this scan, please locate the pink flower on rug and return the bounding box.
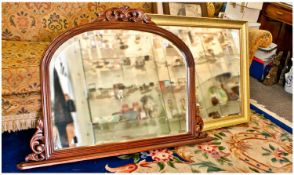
[197,144,231,160]
[149,149,173,162]
[273,148,285,159]
[197,145,218,154]
[210,151,222,159]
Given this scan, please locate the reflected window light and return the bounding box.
[162,40,169,48]
[91,39,96,48]
[97,40,103,48]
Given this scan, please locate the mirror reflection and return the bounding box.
[162,26,241,120]
[50,30,188,150]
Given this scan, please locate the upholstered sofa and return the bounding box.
[2,2,272,132]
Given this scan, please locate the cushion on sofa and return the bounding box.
[248,29,272,64]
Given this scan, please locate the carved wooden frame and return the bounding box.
[18,6,210,170]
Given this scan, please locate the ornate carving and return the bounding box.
[195,104,204,131]
[195,104,207,138]
[25,119,46,162]
[94,6,155,25]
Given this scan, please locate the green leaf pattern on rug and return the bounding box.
[157,162,165,171]
[118,153,141,163]
[193,161,225,172]
[280,132,292,142]
[167,161,176,168]
[261,144,291,164]
[195,141,231,166]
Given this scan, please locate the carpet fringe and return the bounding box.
[2,113,38,133]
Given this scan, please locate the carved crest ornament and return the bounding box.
[94,6,155,24]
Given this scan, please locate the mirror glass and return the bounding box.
[168,3,203,17]
[161,26,241,120]
[49,29,189,150]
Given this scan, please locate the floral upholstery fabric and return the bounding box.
[2,92,41,118]
[249,28,272,63]
[2,2,153,42]
[105,114,292,173]
[2,40,49,95]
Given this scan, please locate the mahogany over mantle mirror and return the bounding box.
[18,6,210,169]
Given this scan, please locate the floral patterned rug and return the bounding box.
[105,113,292,173]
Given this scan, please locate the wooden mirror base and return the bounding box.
[18,136,211,170]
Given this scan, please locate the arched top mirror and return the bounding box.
[18,6,210,169]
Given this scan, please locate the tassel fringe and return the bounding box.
[2,112,39,133]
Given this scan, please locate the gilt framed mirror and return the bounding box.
[18,6,210,170]
[149,14,250,131]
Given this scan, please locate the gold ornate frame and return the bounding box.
[149,14,250,131]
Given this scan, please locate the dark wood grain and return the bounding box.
[262,3,292,25]
[18,6,210,170]
[258,3,292,81]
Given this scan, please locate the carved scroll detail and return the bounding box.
[94,6,155,25]
[25,119,45,162]
[195,105,207,138]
